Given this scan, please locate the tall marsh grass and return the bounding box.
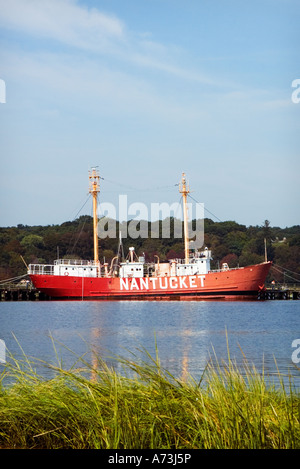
[0,345,299,449]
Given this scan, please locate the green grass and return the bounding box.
[0,345,299,449]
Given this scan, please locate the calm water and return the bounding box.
[0,300,299,388]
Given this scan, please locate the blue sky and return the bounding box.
[0,0,299,228]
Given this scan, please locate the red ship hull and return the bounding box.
[29,261,272,301]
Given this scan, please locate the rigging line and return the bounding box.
[188,194,222,222]
[271,264,300,277]
[102,177,178,193]
[101,177,140,192]
[133,185,179,192]
[271,264,300,278]
[271,265,300,283]
[67,216,88,256]
[66,194,92,256]
[71,194,92,221]
[0,273,29,285]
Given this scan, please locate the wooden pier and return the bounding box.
[0,286,50,301]
[258,286,300,301]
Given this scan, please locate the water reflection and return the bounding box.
[0,300,299,389]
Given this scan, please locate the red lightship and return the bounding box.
[29,170,271,300]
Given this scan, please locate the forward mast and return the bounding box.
[179,172,190,264]
[88,168,100,265]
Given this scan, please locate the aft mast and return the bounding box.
[179,172,190,264]
[89,168,100,265]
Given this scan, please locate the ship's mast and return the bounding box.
[89,168,100,264]
[179,172,190,264]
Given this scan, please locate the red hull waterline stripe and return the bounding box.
[46,291,259,301]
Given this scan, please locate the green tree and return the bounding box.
[224,231,248,257]
[21,235,45,251]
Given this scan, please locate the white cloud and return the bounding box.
[0,0,220,87]
[0,0,125,51]
[0,0,295,140]
[1,47,207,124]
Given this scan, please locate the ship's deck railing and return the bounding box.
[28,259,98,276]
[54,259,98,266]
[28,264,54,275]
[175,256,210,265]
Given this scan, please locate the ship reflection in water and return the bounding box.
[88,302,210,384]
[62,300,300,388]
[0,300,299,390]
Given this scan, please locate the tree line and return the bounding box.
[0,216,299,284]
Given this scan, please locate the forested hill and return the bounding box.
[0,216,299,284]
